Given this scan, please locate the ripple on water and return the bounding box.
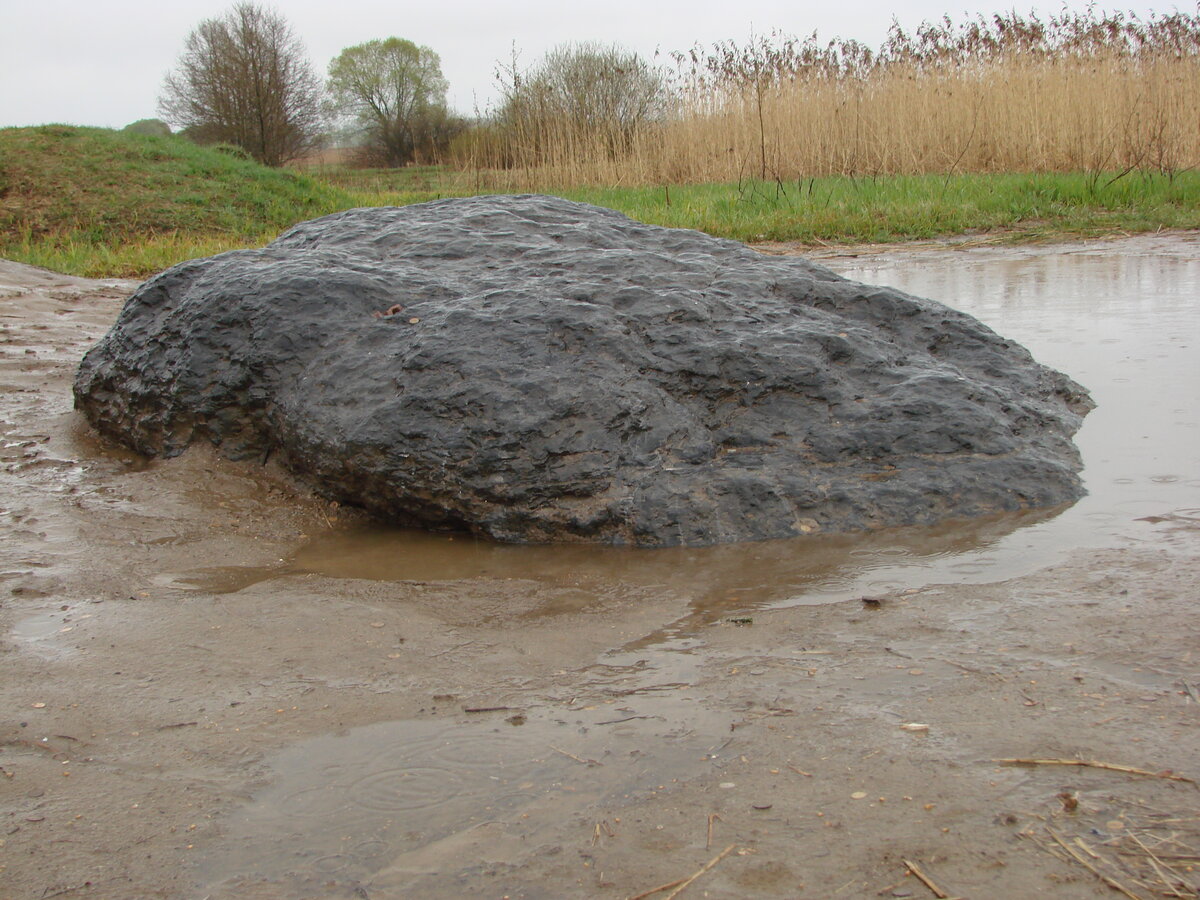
[197,698,730,891]
[347,766,469,812]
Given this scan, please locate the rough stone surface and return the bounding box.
[74,195,1093,546]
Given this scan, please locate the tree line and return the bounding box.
[156,2,459,167]
[156,2,1195,178]
[154,1,666,170]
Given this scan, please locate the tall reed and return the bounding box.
[451,7,1200,188]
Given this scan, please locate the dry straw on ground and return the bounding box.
[1023,815,1200,900]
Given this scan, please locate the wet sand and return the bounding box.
[1,237,1197,899]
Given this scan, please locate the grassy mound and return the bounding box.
[0,125,354,276]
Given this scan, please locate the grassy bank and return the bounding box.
[2,127,1197,278]
[0,125,352,277]
[334,166,1200,243]
[555,172,1200,244]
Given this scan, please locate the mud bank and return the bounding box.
[1,238,1197,899]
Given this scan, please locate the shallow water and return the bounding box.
[171,236,1200,617]
[827,238,1200,586]
[204,689,733,886]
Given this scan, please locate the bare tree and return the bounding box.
[496,43,669,163]
[327,38,461,166]
[159,3,323,166]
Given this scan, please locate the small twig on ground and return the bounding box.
[603,682,690,697]
[994,758,1195,784]
[939,658,999,677]
[42,877,130,898]
[432,640,483,658]
[550,745,602,767]
[661,844,737,900]
[591,819,617,846]
[706,813,723,850]
[706,737,735,756]
[787,764,813,777]
[39,884,94,899]
[463,706,518,713]
[626,877,687,900]
[902,858,952,898]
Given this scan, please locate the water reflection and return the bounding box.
[170,503,1060,612]
[827,235,1200,577]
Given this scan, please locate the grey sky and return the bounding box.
[0,0,1180,129]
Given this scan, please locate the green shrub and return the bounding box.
[123,119,173,138]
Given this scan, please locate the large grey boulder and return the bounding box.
[74,195,1092,546]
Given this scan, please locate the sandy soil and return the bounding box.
[0,251,1197,900]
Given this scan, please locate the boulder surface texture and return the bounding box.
[75,195,1093,546]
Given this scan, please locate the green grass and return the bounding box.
[0,125,352,277]
[312,164,457,196]
[561,172,1200,243]
[2,127,1196,278]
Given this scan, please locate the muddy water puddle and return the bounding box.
[199,692,733,890]
[167,237,1200,617]
[164,503,1059,612]
[9,608,94,658]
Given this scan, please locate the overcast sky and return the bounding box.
[0,0,1182,129]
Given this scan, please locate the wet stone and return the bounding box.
[73,195,1092,547]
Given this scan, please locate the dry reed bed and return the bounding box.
[652,54,1199,182]
[456,8,1200,188]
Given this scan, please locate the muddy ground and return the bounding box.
[0,244,1197,900]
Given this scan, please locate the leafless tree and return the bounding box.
[159,3,323,166]
[496,43,670,163]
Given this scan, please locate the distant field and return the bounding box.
[2,127,1198,278]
